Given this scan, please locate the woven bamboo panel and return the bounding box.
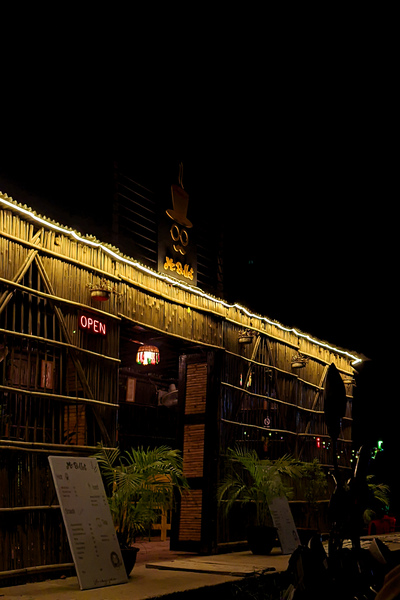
[64,405,86,446]
[182,424,205,478]
[178,489,203,541]
[185,363,207,415]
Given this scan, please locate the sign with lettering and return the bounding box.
[269,496,301,554]
[78,313,107,336]
[158,219,197,285]
[158,172,197,286]
[48,456,128,590]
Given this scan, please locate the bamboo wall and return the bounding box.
[217,324,356,547]
[0,199,122,582]
[220,327,354,466]
[0,195,361,574]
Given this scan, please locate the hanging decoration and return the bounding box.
[291,352,309,369]
[238,329,256,344]
[87,278,113,301]
[136,345,160,366]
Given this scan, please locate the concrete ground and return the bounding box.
[0,539,288,600]
[1,534,399,600]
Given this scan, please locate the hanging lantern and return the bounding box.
[238,329,255,344]
[90,288,111,301]
[88,278,113,301]
[136,345,160,366]
[291,352,308,369]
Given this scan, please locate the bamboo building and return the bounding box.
[0,183,363,582]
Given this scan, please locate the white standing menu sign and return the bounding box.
[269,495,301,554]
[48,456,128,590]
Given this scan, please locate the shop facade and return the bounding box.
[0,191,362,582]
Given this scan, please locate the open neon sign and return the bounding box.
[79,314,107,336]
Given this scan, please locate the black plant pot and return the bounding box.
[120,546,140,576]
[247,525,278,555]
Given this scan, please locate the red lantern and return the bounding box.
[136,345,160,366]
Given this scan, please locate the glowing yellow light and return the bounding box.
[0,196,362,366]
[136,345,160,365]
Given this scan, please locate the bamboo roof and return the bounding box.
[0,191,364,368]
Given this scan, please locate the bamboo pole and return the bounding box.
[0,227,120,282]
[0,505,61,512]
[0,563,75,579]
[0,439,101,451]
[0,328,120,363]
[0,276,121,321]
[120,312,224,350]
[0,384,119,408]
[220,381,325,414]
[0,247,39,316]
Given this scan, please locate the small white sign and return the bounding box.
[48,456,128,590]
[269,496,301,554]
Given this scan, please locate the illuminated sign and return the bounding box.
[79,314,107,336]
[163,223,194,280]
[164,255,194,281]
[158,166,197,285]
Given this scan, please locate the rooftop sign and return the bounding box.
[158,164,197,286]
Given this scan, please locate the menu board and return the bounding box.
[269,496,301,554]
[48,456,128,590]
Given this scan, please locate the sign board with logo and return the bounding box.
[158,169,197,286]
[48,456,128,590]
[269,496,301,554]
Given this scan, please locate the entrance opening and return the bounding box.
[118,319,199,451]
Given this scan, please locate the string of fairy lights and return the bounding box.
[0,195,362,366]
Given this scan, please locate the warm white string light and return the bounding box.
[0,195,362,365]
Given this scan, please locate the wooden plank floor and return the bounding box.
[146,548,289,577]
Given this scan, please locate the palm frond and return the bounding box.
[93,444,189,546]
[366,475,390,508]
[218,446,304,526]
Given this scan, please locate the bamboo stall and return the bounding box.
[0,192,363,578]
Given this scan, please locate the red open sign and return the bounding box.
[79,314,107,336]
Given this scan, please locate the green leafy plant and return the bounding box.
[217,446,304,527]
[94,444,189,548]
[363,475,390,524]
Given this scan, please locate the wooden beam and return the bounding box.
[0,276,120,321]
[0,327,120,363]
[0,226,121,282]
[0,245,39,315]
[0,384,119,408]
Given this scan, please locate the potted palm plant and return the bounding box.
[94,444,189,575]
[217,446,304,554]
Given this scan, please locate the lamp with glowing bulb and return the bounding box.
[136,345,160,366]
